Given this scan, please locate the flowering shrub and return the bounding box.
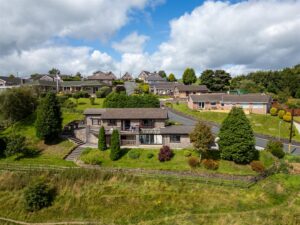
[158,146,173,162]
[202,159,219,170]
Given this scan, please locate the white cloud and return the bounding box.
[152,0,300,75]
[0,46,116,76]
[112,32,150,54]
[0,0,149,55]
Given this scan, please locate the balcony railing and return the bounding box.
[121,140,137,146]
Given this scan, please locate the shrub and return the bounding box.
[57,95,69,105]
[266,140,285,159]
[128,149,141,159]
[183,150,192,157]
[188,157,200,168]
[110,129,121,161]
[202,159,219,170]
[190,121,214,153]
[80,148,102,165]
[72,91,90,99]
[5,134,26,157]
[146,152,154,159]
[158,146,173,162]
[96,86,112,98]
[278,110,285,119]
[250,161,265,173]
[270,107,278,116]
[283,112,292,122]
[24,179,55,211]
[62,99,76,109]
[89,97,95,105]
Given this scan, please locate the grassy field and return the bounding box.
[79,148,277,176]
[171,103,300,141]
[0,170,299,224]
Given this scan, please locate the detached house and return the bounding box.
[174,85,209,98]
[74,108,193,148]
[121,72,133,81]
[0,76,25,91]
[87,71,116,85]
[188,93,272,114]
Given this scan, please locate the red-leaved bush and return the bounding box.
[158,145,173,162]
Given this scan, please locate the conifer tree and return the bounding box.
[219,107,257,164]
[98,126,107,151]
[35,93,62,142]
[110,129,121,160]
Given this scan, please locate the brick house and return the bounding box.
[74,108,193,149]
[188,93,272,114]
[174,85,209,98]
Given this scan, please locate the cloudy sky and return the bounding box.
[0,0,300,78]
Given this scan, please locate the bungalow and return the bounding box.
[61,80,106,95]
[145,74,167,84]
[0,76,25,91]
[188,93,272,114]
[174,85,209,98]
[74,108,193,149]
[150,83,177,95]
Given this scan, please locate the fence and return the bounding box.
[0,162,279,189]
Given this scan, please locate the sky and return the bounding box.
[0,0,300,78]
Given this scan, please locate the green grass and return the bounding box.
[70,97,105,111]
[0,170,298,224]
[172,103,300,141]
[79,148,260,175]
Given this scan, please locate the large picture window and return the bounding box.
[139,135,162,145]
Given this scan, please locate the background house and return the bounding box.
[188,93,272,114]
[0,76,25,92]
[87,71,116,85]
[121,72,133,81]
[174,85,209,98]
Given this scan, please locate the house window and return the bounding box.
[210,102,216,106]
[92,119,101,125]
[108,120,117,126]
[221,103,224,107]
[170,135,181,143]
[142,119,154,128]
[198,102,205,109]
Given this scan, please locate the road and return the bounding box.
[167,110,300,155]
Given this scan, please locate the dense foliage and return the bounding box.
[219,107,257,164]
[182,68,197,85]
[5,133,26,157]
[96,86,112,98]
[0,87,37,124]
[0,137,6,157]
[168,73,177,82]
[230,64,300,98]
[35,93,62,142]
[128,149,141,159]
[98,126,107,151]
[200,69,231,91]
[24,180,55,211]
[266,140,285,159]
[158,145,173,162]
[110,129,121,161]
[103,92,160,108]
[190,121,215,153]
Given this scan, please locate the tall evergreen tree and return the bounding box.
[98,126,107,151]
[110,129,121,161]
[35,93,62,142]
[219,107,257,164]
[182,68,197,85]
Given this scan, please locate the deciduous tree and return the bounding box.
[190,121,214,153]
[182,68,197,85]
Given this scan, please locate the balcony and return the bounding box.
[121,140,137,146]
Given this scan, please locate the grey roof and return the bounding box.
[0,76,24,85]
[146,75,167,82]
[61,80,105,87]
[122,72,133,80]
[24,79,57,86]
[160,125,194,134]
[84,108,168,119]
[151,83,177,90]
[176,85,209,92]
[190,93,272,103]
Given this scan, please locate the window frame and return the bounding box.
[170,135,181,143]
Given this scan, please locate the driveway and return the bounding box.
[167,110,300,155]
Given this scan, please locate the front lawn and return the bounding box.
[171,103,300,141]
[78,148,275,176]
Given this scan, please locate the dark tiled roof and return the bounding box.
[0,76,24,85]
[151,83,178,89]
[84,108,168,119]
[146,75,167,81]
[190,93,272,103]
[24,79,57,86]
[160,125,194,134]
[88,71,116,80]
[176,85,209,92]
